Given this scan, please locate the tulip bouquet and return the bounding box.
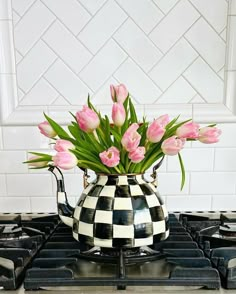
[25,84,221,189]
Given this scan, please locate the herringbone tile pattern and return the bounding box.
[12,0,228,106]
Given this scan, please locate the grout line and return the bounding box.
[14,0,37,28]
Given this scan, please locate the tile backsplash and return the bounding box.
[0,0,236,212]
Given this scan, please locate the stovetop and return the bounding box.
[1,212,236,292]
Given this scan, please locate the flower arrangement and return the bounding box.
[26,84,221,189]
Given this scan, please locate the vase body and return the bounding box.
[72,174,169,248]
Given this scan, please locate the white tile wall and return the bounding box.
[0,0,236,212]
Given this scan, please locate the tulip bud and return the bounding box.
[99,146,120,167]
[128,147,145,163]
[54,139,75,152]
[198,127,221,144]
[112,102,126,127]
[28,156,49,168]
[161,136,185,156]
[76,105,100,133]
[147,120,165,143]
[176,122,200,139]
[121,123,141,152]
[38,121,57,138]
[155,114,170,127]
[53,152,78,170]
[110,84,128,103]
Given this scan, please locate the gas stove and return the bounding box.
[1,212,236,292]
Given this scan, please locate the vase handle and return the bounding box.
[83,168,90,188]
[151,156,165,187]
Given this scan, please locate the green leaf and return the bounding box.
[78,160,111,173]
[207,123,217,127]
[44,113,70,139]
[28,152,52,160]
[178,152,185,191]
[129,98,138,123]
[165,115,180,130]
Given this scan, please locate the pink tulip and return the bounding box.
[128,147,145,163]
[53,152,78,170]
[161,136,185,156]
[121,123,141,152]
[155,114,170,127]
[99,146,120,167]
[112,102,126,127]
[38,121,57,138]
[28,156,49,168]
[198,127,221,144]
[54,139,75,152]
[176,122,200,139]
[76,105,100,133]
[110,84,128,103]
[147,120,165,143]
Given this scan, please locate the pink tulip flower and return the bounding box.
[198,127,221,144]
[155,114,170,127]
[28,156,49,168]
[54,139,75,152]
[38,121,57,138]
[99,146,120,167]
[176,122,200,139]
[112,102,126,127]
[110,84,128,103]
[121,123,141,152]
[147,120,165,143]
[53,152,78,170]
[161,136,185,156]
[128,147,145,163]
[76,105,100,133]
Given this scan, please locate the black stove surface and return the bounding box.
[2,212,236,291]
[0,214,59,290]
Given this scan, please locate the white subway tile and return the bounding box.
[30,196,76,213]
[114,58,162,104]
[52,174,84,197]
[0,151,28,173]
[43,21,92,74]
[149,38,198,91]
[215,149,236,171]
[116,0,164,34]
[167,148,214,172]
[0,197,31,212]
[2,126,50,149]
[42,0,91,35]
[183,58,224,103]
[185,18,225,72]
[79,40,127,91]
[190,172,236,195]
[114,19,162,72]
[157,77,196,103]
[17,40,57,92]
[189,0,227,33]
[212,195,236,211]
[153,0,179,14]
[227,16,236,70]
[12,0,35,16]
[45,60,90,105]
[20,78,58,106]
[91,77,118,105]
[0,175,7,196]
[78,0,127,54]
[166,195,212,211]
[158,173,190,195]
[0,0,12,19]
[79,0,107,15]
[14,1,55,55]
[6,174,53,196]
[150,0,199,53]
[230,0,236,15]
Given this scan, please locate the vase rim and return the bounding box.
[96,172,144,176]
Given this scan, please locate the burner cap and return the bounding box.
[219,224,236,237]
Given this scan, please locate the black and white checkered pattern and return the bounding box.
[72,174,169,248]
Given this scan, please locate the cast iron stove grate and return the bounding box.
[0,214,59,290]
[180,212,236,289]
[24,214,220,290]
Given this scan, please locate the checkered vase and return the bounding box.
[70,174,169,248]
